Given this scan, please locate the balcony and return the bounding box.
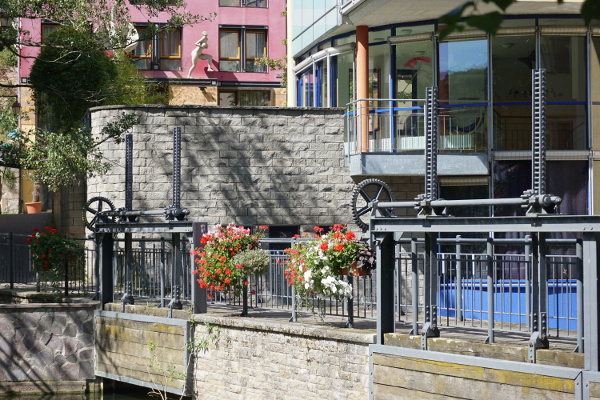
[344,99,489,176]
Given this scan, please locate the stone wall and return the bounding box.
[0,303,97,396]
[191,313,373,400]
[87,105,357,232]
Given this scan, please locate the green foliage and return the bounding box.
[104,58,170,106]
[30,26,118,131]
[231,249,271,276]
[193,224,267,295]
[439,0,600,40]
[27,226,84,292]
[258,55,287,88]
[0,47,17,68]
[5,113,139,191]
[147,322,220,400]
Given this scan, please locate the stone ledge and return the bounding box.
[103,302,376,345]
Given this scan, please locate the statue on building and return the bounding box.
[187,31,215,77]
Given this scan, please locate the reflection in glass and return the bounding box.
[492,35,535,151]
[541,35,586,150]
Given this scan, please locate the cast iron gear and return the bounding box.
[83,196,116,231]
[351,179,394,231]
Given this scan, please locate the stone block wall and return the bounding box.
[191,313,374,400]
[0,303,97,396]
[87,105,357,232]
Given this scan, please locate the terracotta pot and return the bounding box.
[339,262,369,277]
[25,201,42,214]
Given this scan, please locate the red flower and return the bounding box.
[345,231,356,240]
[33,228,39,232]
[26,238,32,244]
[314,226,324,233]
[243,281,249,286]
[235,264,243,269]
[40,254,47,259]
[334,244,344,251]
[215,268,222,274]
[333,232,343,239]
[259,225,268,230]
[320,243,328,251]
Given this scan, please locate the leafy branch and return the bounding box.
[439,0,600,40]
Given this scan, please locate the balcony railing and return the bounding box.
[345,98,487,155]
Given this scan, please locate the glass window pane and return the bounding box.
[541,35,586,150]
[439,40,488,101]
[394,40,433,100]
[240,91,269,106]
[246,32,265,59]
[219,0,240,5]
[245,0,267,7]
[161,29,180,57]
[219,92,237,106]
[220,31,240,59]
[439,39,488,152]
[492,35,535,151]
[220,60,240,72]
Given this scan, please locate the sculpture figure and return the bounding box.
[187,31,214,77]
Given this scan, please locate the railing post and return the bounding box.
[376,232,396,344]
[486,237,494,344]
[583,232,600,371]
[8,232,14,290]
[576,238,583,353]
[525,235,531,330]
[100,233,114,308]
[410,238,419,335]
[160,238,166,308]
[456,235,463,322]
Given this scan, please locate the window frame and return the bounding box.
[219,26,268,73]
[219,0,267,8]
[131,24,182,71]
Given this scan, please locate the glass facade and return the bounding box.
[293,16,598,215]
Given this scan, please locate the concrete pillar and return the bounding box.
[356,25,369,152]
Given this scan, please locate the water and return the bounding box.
[11,383,176,400]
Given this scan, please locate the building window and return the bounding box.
[41,23,59,41]
[219,27,267,72]
[132,26,181,71]
[219,90,270,106]
[219,0,267,7]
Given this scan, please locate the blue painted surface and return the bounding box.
[439,280,577,331]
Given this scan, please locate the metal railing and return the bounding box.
[345,98,487,155]
[0,233,96,295]
[0,232,583,343]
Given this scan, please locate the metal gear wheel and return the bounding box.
[82,196,116,231]
[351,179,394,231]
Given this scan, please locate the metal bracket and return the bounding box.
[420,322,440,350]
[121,281,134,312]
[168,285,183,318]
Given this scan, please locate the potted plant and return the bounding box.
[284,224,373,302]
[193,224,267,301]
[231,248,271,316]
[27,226,83,292]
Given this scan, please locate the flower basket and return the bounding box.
[193,224,267,297]
[284,225,375,301]
[339,261,369,277]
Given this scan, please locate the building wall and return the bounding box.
[191,314,372,400]
[87,105,357,231]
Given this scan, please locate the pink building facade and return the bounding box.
[18,0,287,110]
